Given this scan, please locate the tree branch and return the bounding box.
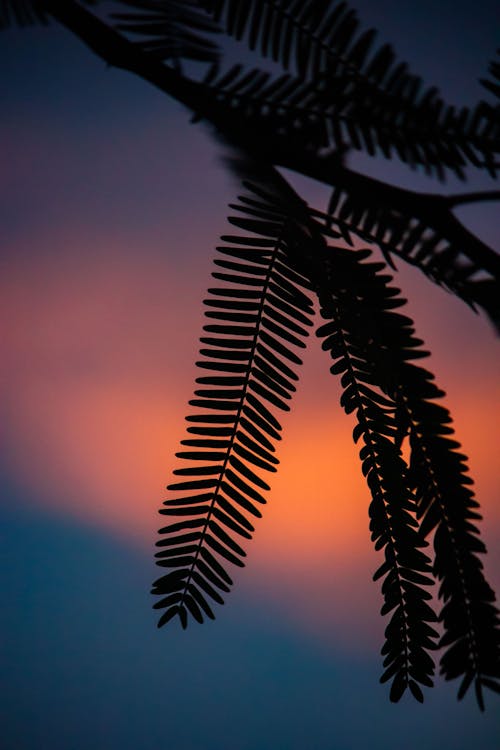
[42,0,499,287]
[446,190,500,207]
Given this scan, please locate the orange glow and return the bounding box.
[2,237,499,645]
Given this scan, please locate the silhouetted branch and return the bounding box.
[41,1,499,321]
[446,190,500,207]
[8,0,498,709]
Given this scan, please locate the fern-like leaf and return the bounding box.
[152,182,315,627]
[400,368,500,708]
[314,244,439,703]
[312,180,500,330]
[312,235,500,707]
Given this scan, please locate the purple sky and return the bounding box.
[2,2,500,748]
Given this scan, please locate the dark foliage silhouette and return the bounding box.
[4,0,499,709]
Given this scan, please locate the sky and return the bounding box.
[1,2,500,748]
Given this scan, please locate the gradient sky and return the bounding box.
[1,2,500,748]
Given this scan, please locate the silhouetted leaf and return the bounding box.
[156,555,195,568]
[229,455,270,490]
[184,593,205,623]
[209,519,246,556]
[194,560,231,593]
[236,429,278,463]
[389,673,407,703]
[152,593,183,610]
[221,480,263,517]
[408,679,424,703]
[232,442,275,472]
[212,506,252,538]
[248,380,290,411]
[200,546,235,583]
[157,606,181,628]
[188,583,216,619]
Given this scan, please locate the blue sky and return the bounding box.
[3,497,500,750]
[2,2,500,748]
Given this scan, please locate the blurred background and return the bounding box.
[1,1,499,747]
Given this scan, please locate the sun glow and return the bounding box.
[2,235,499,645]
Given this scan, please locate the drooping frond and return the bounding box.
[314,244,439,703]
[112,0,220,64]
[8,0,497,711]
[313,236,500,706]
[310,178,500,330]
[152,181,315,627]
[400,369,500,709]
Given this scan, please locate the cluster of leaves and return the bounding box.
[4,0,499,708]
[111,0,500,179]
[312,226,499,706]
[153,180,315,626]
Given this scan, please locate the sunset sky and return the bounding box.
[2,2,500,748]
